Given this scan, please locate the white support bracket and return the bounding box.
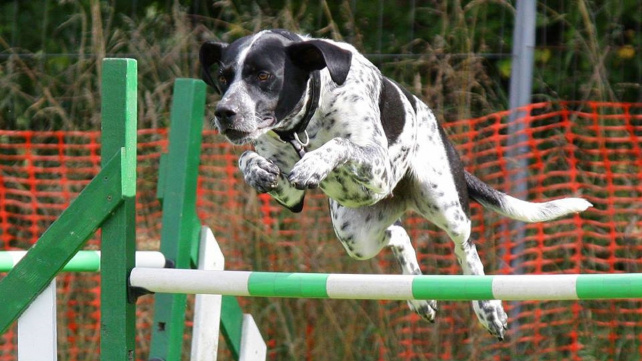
[190,225,266,361]
[18,279,57,361]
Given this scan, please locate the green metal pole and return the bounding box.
[149,78,205,360]
[99,58,138,361]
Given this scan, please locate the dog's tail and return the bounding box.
[465,171,592,222]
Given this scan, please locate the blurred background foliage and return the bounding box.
[0,0,640,131]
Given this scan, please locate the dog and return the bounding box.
[199,29,592,340]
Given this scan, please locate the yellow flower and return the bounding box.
[617,45,635,60]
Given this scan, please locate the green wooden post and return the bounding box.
[150,77,249,360]
[0,151,127,334]
[149,79,205,360]
[220,296,244,360]
[99,58,138,361]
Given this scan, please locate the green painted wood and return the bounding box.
[220,295,244,360]
[156,152,168,202]
[149,78,206,361]
[99,58,138,361]
[148,78,249,360]
[0,151,126,334]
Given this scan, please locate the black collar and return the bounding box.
[274,70,321,158]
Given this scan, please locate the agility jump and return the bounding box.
[131,268,642,301]
[0,59,265,361]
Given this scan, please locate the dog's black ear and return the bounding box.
[286,40,352,86]
[199,41,228,92]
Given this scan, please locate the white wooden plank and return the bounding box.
[18,279,57,361]
[190,226,225,361]
[238,314,267,361]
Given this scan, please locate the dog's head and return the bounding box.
[200,29,352,144]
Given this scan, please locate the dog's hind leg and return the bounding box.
[329,200,438,322]
[424,202,508,340]
[409,133,509,339]
[408,170,508,338]
[386,221,438,322]
[419,199,508,340]
[448,226,508,340]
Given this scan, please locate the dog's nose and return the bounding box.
[214,105,237,125]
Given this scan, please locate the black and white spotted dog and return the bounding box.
[199,29,591,340]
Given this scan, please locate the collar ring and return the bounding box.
[294,130,310,147]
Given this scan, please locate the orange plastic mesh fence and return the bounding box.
[1,101,642,360]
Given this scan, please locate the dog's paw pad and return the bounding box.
[288,167,325,189]
[407,299,438,322]
[287,152,334,189]
[240,153,281,193]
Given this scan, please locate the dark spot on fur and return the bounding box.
[340,221,351,231]
[378,78,406,145]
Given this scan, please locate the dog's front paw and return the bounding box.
[239,152,281,193]
[473,300,508,341]
[408,299,438,323]
[287,153,333,190]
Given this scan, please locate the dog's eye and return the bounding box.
[218,75,227,85]
[257,71,271,81]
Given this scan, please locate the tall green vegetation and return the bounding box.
[0,0,639,131]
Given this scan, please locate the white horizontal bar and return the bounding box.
[326,274,415,299]
[130,268,252,296]
[492,275,578,300]
[133,251,167,269]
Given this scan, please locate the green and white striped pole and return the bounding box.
[0,251,166,273]
[130,269,642,301]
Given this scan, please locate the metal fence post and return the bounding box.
[506,0,536,270]
[506,0,537,347]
